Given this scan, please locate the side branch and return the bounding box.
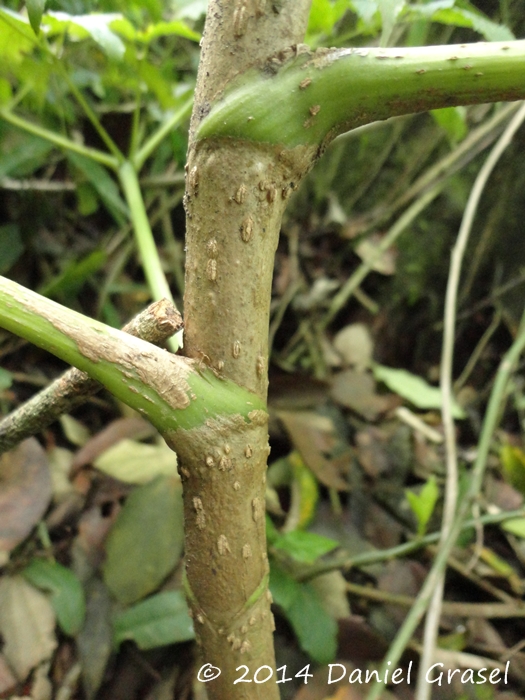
[198,40,525,150]
[0,277,265,435]
[0,299,182,454]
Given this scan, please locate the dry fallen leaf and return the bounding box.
[0,576,57,681]
[310,571,351,620]
[330,370,397,421]
[0,652,17,695]
[277,410,350,491]
[71,417,154,471]
[354,233,397,276]
[333,323,374,371]
[0,438,52,553]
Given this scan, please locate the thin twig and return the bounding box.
[346,581,525,618]
[292,507,525,582]
[323,183,443,327]
[0,299,183,454]
[325,106,521,330]
[365,104,525,700]
[454,309,502,392]
[0,107,118,169]
[0,177,76,191]
[117,162,183,353]
[416,101,525,700]
[341,102,520,242]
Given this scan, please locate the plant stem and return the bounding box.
[0,276,264,434]
[133,97,193,172]
[0,107,118,169]
[199,41,525,149]
[346,582,525,618]
[293,507,525,581]
[181,1,312,696]
[365,304,525,700]
[117,161,182,351]
[60,66,123,162]
[416,99,525,700]
[0,299,182,454]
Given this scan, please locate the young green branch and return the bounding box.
[0,299,182,454]
[198,40,525,150]
[0,276,265,437]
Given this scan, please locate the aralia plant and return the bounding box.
[1,2,525,699]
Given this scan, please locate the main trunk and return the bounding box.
[176,0,312,697]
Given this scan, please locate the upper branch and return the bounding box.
[197,40,525,151]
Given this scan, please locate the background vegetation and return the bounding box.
[2,1,525,699]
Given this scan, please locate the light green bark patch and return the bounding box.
[0,275,265,433]
[198,41,525,149]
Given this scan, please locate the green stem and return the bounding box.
[198,41,525,148]
[133,97,193,171]
[0,108,118,170]
[365,312,525,700]
[293,507,525,582]
[60,64,123,163]
[117,161,182,351]
[128,86,143,162]
[0,107,182,351]
[0,276,264,434]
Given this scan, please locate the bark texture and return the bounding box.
[177,0,313,697]
[0,300,182,454]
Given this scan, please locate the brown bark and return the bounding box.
[173,0,313,697]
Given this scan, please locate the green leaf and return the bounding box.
[59,414,90,447]
[461,8,514,42]
[502,517,525,539]
[26,0,45,35]
[0,9,38,63]
[272,530,338,564]
[0,132,53,179]
[266,514,280,544]
[0,78,12,105]
[110,17,200,43]
[0,367,13,391]
[43,12,126,59]
[431,106,467,142]
[500,444,525,496]
[378,0,405,47]
[66,152,128,225]
[103,476,184,605]
[270,563,337,664]
[307,0,348,36]
[372,363,466,418]
[39,249,107,302]
[172,0,208,21]
[22,559,85,635]
[430,7,514,41]
[405,1,514,41]
[350,0,379,25]
[405,475,439,536]
[405,0,458,21]
[76,182,99,216]
[113,590,194,650]
[0,224,24,274]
